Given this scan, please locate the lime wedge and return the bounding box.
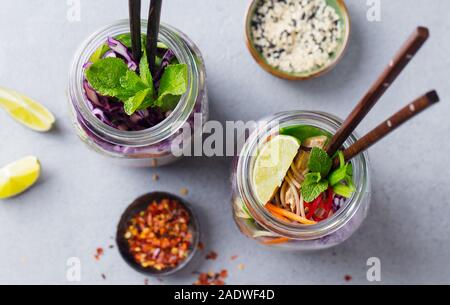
[0,156,41,200]
[253,135,300,205]
[0,87,55,132]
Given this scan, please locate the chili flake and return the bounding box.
[197,242,205,251]
[193,269,228,286]
[206,251,218,260]
[125,198,193,271]
[94,248,104,261]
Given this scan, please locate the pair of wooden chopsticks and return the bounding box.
[326,27,440,167]
[129,0,162,76]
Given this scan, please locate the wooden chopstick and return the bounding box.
[326,26,430,157]
[147,0,163,76]
[129,0,142,63]
[333,90,440,168]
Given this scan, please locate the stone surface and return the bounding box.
[0,0,449,284]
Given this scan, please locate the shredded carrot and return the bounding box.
[263,237,290,245]
[265,203,317,225]
[269,209,291,222]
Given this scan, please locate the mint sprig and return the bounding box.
[301,148,356,202]
[85,56,187,115]
[308,147,332,177]
[301,173,329,203]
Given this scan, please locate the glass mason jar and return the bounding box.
[68,20,208,167]
[231,111,371,251]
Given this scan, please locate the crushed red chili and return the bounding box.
[94,248,104,261]
[125,198,193,271]
[194,269,228,286]
[197,242,205,251]
[206,251,218,260]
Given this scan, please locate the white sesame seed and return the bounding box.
[251,0,342,74]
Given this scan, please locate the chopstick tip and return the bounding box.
[417,26,430,39]
[426,90,440,104]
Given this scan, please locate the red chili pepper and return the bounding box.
[313,189,334,222]
[306,196,322,220]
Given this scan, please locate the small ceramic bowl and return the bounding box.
[245,0,351,80]
[116,192,200,276]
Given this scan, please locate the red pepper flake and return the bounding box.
[220,269,228,279]
[94,248,104,261]
[193,269,228,286]
[125,198,193,271]
[197,242,205,251]
[230,255,238,261]
[344,275,353,282]
[144,278,150,285]
[206,251,218,260]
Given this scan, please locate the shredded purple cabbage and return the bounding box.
[107,37,138,71]
[155,49,175,83]
[103,50,117,59]
[83,38,177,131]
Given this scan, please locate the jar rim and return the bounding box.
[68,19,202,147]
[236,111,371,240]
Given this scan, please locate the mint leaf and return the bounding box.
[155,64,188,111]
[303,172,322,185]
[139,54,154,91]
[124,88,151,115]
[85,57,129,97]
[302,173,329,203]
[308,147,332,177]
[120,70,148,95]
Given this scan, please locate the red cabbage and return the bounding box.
[107,37,138,71]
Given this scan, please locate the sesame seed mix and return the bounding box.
[251,0,343,74]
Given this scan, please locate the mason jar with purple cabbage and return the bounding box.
[68,20,208,167]
[231,111,371,251]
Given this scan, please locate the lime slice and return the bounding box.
[253,135,300,205]
[0,156,41,200]
[0,87,55,132]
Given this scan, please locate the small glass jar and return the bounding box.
[231,111,371,251]
[68,20,208,167]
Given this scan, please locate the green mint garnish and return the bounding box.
[308,147,332,177]
[301,172,329,203]
[124,88,152,116]
[139,54,153,88]
[154,64,188,112]
[301,150,356,202]
[85,57,131,98]
[85,56,188,115]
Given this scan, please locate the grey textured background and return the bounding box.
[0,0,449,285]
